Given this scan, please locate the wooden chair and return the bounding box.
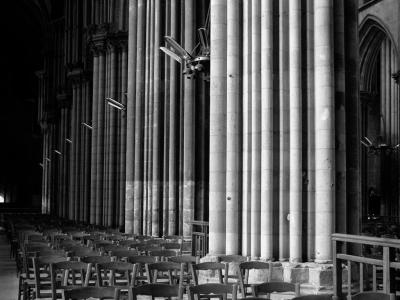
[109,249,139,261]
[145,261,184,286]
[168,256,199,287]
[188,283,238,300]
[292,295,333,300]
[50,261,92,299]
[96,261,135,288]
[191,262,228,285]
[237,261,271,298]
[127,256,158,286]
[32,255,68,299]
[63,286,120,300]
[129,283,183,300]
[347,292,395,300]
[117,240,138,248]
[148,249,178,261]
[252,282,300,298]
[218,255,249,284]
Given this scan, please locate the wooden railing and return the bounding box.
[332,233,400,299]
[191,220,209,257]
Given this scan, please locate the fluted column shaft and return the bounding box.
[250,0,261,258]
[242,0,252,256]
[209,0,227,255]
[120,44,128,227]
[168,0,178,235]
[96,51,106,225]
[226,0,240,255]
[279,0,289,261]
[133,0,146,234]
[260,0,274,260]
[90,54,100,224]
[152,0,161,236]
[289,0,302,262]
[183,0,195,237]
[107,47,117,226]
[125,0,137,233]
[69,85,77,219]
[314,0,335,262]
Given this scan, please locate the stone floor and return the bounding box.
[0,227,19,300]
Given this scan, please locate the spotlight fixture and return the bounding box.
[45,157,51,162]
[65,138,72,144]
[360,136,400,155]
[53,150,62,155]
[106,97,126,111]
[160,28,210,81]
[82,122,93,130]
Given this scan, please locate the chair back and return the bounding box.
[348,292,395,300]
[292,295,333,300]
[191,262,228,285]
[80,255,112,264]
[188,283,237,300]
[32,255,68,298]
[253,282,300,297]
[238,261,271,298]
[50,261,92,299]
[109,249,139,260]
[145,261,184,284]
[129,283,182,300]
[148,249,178,260]
[63,286,120,299]
[96,261,135,287]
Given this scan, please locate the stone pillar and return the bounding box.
[168,0,178,235]
[260,0,274,260]
[289,0,302,262]
[74,84,82,221]
[143,0,151,235]
[314,0,335,262]
[84,81,91,222]
[242,0,252,256]
[183,0,195,237]
[306,0,315,261]
[386,39,391,145]
[119,43,127,228]
[90,54,99,224]
[96,49,106,225]
[226,0,240,255]
[162,0,171,236]
[209,0,227,255]
[279,0,289,261]
[250,0,261,259]
[107,46,117,226]
[152,0,161,236]
[125,0,137,233]
[69,84,77,219]
[133,0,146,234]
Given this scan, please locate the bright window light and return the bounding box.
[0,195,4,203]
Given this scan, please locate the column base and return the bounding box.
[199,256,352,295]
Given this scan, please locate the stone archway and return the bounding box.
[359,16,400,226]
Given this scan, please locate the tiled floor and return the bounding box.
[0,229,18,300]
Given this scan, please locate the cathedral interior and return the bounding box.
[1,0,400,298]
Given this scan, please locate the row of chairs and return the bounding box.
[5,215,397,300]
[62,284,396,300]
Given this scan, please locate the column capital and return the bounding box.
[56,92,72,109]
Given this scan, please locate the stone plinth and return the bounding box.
[200,256,345,295]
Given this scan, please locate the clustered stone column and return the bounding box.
[208,0,358,261]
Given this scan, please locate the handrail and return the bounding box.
[332,233,400,248]
[332,233,399,300]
